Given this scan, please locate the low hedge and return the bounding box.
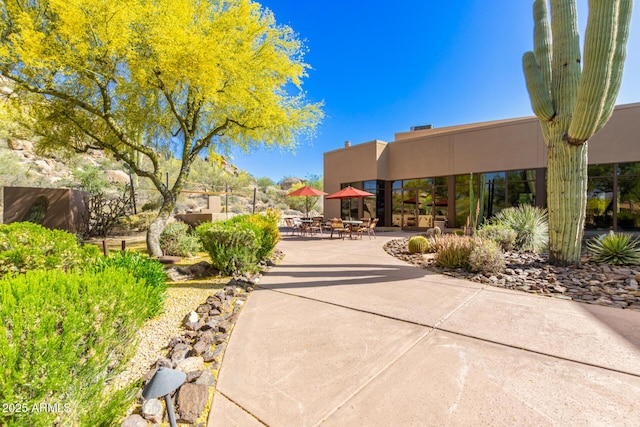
[0,222,101,277]
[198,212,281,275]
[197,220,261,275]
[0,267,160,426]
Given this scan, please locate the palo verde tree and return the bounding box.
[0,0,323,256]
[523,0,632,265]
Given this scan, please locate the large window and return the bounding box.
[617,162,640,230]
[507,169,536,207]
[391,180,403,227]
[454,174,480,228]
[586,164,614,229]
[363,180,385,225]
[389,177,448,229]
[483,172,506,220]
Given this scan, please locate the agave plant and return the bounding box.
[492,205,548,253]
[586,231,640,265]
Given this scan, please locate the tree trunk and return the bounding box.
[146,192,176,257]
[546,127,588,266]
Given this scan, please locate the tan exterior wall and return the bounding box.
[588,103,640,164]
[324,140,388,219]
[3,187,86,233]
[324,102,640,217]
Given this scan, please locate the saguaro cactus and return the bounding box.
[523,0,632,265]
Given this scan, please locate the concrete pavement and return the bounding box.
[208,232,640,426]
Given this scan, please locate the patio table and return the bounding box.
[341,220,362,239]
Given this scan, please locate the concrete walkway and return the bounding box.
[208,232,640,426]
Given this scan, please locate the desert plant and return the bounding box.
[434,235,474,270]
[233,210,282,259]
[523,0,632,265]
[159,221,202,257]
[0,222,101,277]
[93,251,167,317]
[0,267,156,426]
[586,231,640,265]
[433,226,442,236]
[469,238,506,275]
[493,205,548,253]
[197,221,261,275]
[408,235,430,254]
[476,223,517,251]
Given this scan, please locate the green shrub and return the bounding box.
[160,221,201,257]
[492,205,548,253]
[476,223,517,251]
[197,221,261,275]
[434,235,474,269]
[0,267,155,426]
[408,235,430,254]
[586,231,640,265]
[0,222,101,277]
[93,251,167,317]
[237,210,281,259]
[452,230,465,236]
[469,238,505,275]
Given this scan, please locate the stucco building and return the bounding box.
[323,102,640,231]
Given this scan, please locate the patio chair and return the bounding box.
[329,218,348,239]
[309,217,324,236]
[357,217,379,239]
[284,217,301,236]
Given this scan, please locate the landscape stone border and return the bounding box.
[384,238,640,311]
[121,250,284,427]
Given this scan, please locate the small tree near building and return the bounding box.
[522,0,632,265]
[0,0,323,256]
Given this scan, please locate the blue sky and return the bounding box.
[230,0,640,182]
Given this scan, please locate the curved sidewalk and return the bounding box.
[209,232,640,426]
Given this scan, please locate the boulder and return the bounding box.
[142,398,163,424]
[176,383,208,424]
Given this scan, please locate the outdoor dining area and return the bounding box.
[284,185,378,240]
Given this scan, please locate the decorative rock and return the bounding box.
[142,398,164,424]
[200,319,219,332]
[201,349,216,363]
[121,414,148,427]
[171,343,192,364]
[195,369,216,387]
[183,311,202,331]
[216,320,231,333]
[196,304,211,314]
[176,383,208,424]
[175,356,205,374]
[192,338,212,356]
[383,237,640,312]
[186,370,203,383]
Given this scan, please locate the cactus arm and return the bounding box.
[523,52,556,121]
[595,0,633,133]
[568,0,620,144]
[533,0,552,90]
[550,0,581,118]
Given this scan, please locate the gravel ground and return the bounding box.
[384,237,640,311]
[110,279,227,392]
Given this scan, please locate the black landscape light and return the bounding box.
[142,366,186,427]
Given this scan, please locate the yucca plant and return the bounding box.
[586,231,640,265]
[493,205,548,253]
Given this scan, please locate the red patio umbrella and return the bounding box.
[326,186,374,219]
[286,185,328,216]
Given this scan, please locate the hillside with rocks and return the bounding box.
[0,137,321,225]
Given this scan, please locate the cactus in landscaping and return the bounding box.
[523,0,633,265]
[408,235,430,254]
